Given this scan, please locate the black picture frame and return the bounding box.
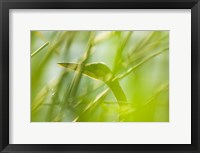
[0,0,199,153]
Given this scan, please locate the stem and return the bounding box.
[107,80,127,102]
[68,32,95,97]
[115,48,168,81]
[113,32,132,73]
[59,32,96,120]
[31,41,49,57]
[107,80,128,121]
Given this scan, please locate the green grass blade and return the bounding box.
[113,31,132,73]
[116,48,169,80]
[31,41,49,57]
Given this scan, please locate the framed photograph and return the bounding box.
[0,0,199,152]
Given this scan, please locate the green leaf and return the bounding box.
[58,62,127,102]
[58,62,114,83]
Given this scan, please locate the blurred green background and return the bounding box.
[31,31,169,122]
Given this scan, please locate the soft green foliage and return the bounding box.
[31,31,169,122]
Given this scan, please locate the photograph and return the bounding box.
[1,0,199,152]
[31,30,169,122]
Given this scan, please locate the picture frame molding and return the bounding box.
[0,0,199,153]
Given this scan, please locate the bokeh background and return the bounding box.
[31,31,169,122]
